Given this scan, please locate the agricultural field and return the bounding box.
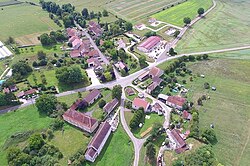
[0,105,53,165]
[0,3,60,45]
[152,0,213,27]
[106,0,183,23]
[185,56,250,165]
[175,0,250,53]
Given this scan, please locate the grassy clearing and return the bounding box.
[86,124,134,166]
[152,0,213,27]
[176,0,250,53]
[0,105,53,165]
[49,124,91,165]
[184,58,250,165]
[0,3,59,42]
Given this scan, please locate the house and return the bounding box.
[3,87,10,94]
[103,98,119,114]
[151,102,164,114]
[68,36,78,43]
[85,121,112,162]
[166,96,186,110]
[72,38,82,50]
[115,61,128,72]
[70,99,83,110]
[83,89,101,105]
[9,85,18,92]
[87,50,99,58]
[167,129,188,154]
[88,21,103,38]
[67,28,77,37]
[148,18,157,23]
[63,109,98,133]
[132,98,150,112]
[158,94,169,102]
[149,67,163,78]
[16,89,37,98]
[134,24,144,30]
[116,39,126,50]
[138,71,149,81]
[182,110,192,120]
[125,87,135,96]
[70,50,81,58]
[146,77,163,94]
[137,36,161,53]
[87,58,100,68]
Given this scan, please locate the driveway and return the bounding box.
[86,68,101,86]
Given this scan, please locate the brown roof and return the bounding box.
[138,71,149,80]
[87,50,99,57]
[24,89,37,96]
[182,110,192,120]
[149,67,163,78]
[170,129,186,148]
[89,121,111,150]
[70,99,82,110]
[67,28,77,37]
[126,88,135,96]
[86,147,97,158]
[167,96,186,107]
[70,50,81,58]
[103,98,119,113]
[16,91,25,98]
[83,89,101,103]
[147,77,163,91]
[63,109,98,128]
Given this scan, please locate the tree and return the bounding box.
[6,36,15,44]
[104,72,113,82]
[204,82,210,89]
[174,30,180,38]
[102,9,108,17]
[56,66,86,84]
[172,159,184,166]
[98,99,106,108]
[12,61,32,77]
[82,8,89,19]
[169,47,177,56]
[35,94,57,115]
[144,31,156,37]
[129,108,144,129]
[37,51,47,60]
[202,128,217,144]
[183,17,191,25]
[198,8,205,16]
[146,143,156,164]
[139,56,148,68]
[40,33,53,46]
[112,85,122,100]
[124,22,133,31]
[188,55,195,61]
[202,54,208,60]
[29,133,45,150]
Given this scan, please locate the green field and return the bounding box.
[152,0,213,27]
[0,3,59,44]
[185,57,250,165]
[0,105,53,165]
[176,0,250,53]
[106,0,181,22]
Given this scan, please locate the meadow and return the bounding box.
[152,0,213,27]
[175,0,250,54]
[0,3,60,44]
[106,0,181,23]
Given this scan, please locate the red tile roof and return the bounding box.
[132,98,149,110]
[70,99,82,110]
[149,67,163,78]
[87,50,99,57]
[83,89,101,104]
[69,36,78,43]
[170,129,186,148]
[67,28,77,37]
[182,110,192,120]
[167,96,186,107]
[63,109,98,129]
[70,50,81,58]
[72,38,81,48]
[138,36,161,50]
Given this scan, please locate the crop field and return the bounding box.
[186,57,250,165]
[0,3,59,44]
[152,0,213,27]
[106,0,184,22]
[175,0,250,54]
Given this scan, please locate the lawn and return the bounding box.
[57,91,89,106]
[0,3,60,44]
[86,125,134,166]
[151,0,213,27]
[184,58,250,165]
[49,124,91,165]
[0,105,53,165]
[175,0,250,53]
[27,67,90,92]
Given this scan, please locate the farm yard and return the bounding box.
[151,0,213,27]
[106,0,184,23]
[176,0,250,53]
[184,55,250,165]
[0,3,60,45]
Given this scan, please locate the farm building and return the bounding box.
[132,98,150,112]
[85,121,112,162]
[103,98,119,114]
[0,41,13,59]
[88,21,103,38]
[167,129,188,154]
[146,77,163,94]
[83,89,102,106]
[137,36,161,53]
[138,71,149,81]
[63,109,99,133]
[149,67,163,78]
[158,94,186,110]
